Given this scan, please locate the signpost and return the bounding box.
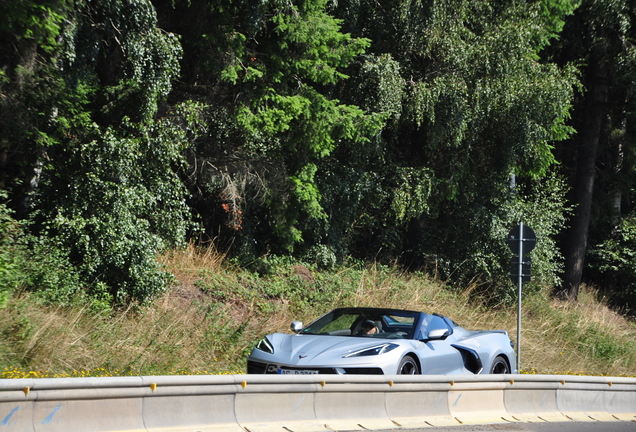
[507,222,536,372]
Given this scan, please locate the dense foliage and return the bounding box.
[1,0,635,308]
[589,215,636,312]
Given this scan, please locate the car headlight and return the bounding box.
[255,337,274,354]
[342,343,399,358]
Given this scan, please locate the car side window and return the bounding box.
[416,314,450,339]
[427,315,449,332]
[316,313,356,334]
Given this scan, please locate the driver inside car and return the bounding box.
[359,320,378,335]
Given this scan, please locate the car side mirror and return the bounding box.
[291,321,303,333]
[426,328,450,340]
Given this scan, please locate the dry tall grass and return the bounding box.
[1,245,635,377]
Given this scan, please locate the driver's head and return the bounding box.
[362,320,377,334]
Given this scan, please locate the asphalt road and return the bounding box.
[389,421,636,431]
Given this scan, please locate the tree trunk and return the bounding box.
[560,54,609,301]
[0,139,7,190]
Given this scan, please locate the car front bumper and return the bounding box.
[247,359,384,375]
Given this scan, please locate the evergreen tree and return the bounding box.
[157,0,385,256]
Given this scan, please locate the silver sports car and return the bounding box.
[247,307,517,375]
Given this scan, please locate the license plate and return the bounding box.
[278,369,318,375]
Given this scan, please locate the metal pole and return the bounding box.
[517,221,523,372]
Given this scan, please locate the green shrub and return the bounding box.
[428,172,571,305]
[0,192,91,309]
[589,215,636,314]
[0,194,21,307]
[304,244,337,270]
[19,236,89,307]
[582,323,629,361]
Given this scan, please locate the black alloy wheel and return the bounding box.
[398,355,419,374]
[489,355,509,374]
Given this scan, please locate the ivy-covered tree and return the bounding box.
[2,0,200,304]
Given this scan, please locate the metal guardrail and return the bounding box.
[1,374,635,431]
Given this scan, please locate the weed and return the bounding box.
[0,247,635,377]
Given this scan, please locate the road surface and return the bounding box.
[376,421,636,431]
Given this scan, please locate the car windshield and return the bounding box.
[299,308,419,339]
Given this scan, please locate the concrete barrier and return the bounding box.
[236,383,322,432]
[557,381,615,421]
[385,379,456,427]
[0,374,635,432]
[141,376,242,432]
[0,378,36,432]
[315,382,396,430]
[0,377,147,432]
[604,379,636,422]
[503,380,567,422]
[448,380,510,425]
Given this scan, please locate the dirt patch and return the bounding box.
[292,265,314,282]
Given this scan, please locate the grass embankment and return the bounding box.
[1,244,635,378]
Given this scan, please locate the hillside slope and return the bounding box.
[1,245,635,378]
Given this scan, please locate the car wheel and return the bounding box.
[489,355,509,374]
[398,355,419,374]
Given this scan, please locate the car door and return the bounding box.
[415,315,465,374]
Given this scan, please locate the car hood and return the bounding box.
[263,333,408,364]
